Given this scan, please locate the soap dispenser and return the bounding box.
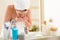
[49,19,57,36]
[11,19,18,40]
[47,18,54,36]
[42,20,47,35]
[12,24,18,40]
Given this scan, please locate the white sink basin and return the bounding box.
[31,36,60,40]
[25,32,60,40]
[25,32,43,40]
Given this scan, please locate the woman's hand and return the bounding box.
[15,16,28,22]
[15,17,23,22]
[23,17,28,23]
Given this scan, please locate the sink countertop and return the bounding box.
[0,32,60,40]
[25,32,60,40]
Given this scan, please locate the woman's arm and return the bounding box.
[4,5,12,22]
[25,9,32,30]
[4,5,17,22]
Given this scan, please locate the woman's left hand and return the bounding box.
[23,17,28,22]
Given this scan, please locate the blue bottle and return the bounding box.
[12,25,18,40]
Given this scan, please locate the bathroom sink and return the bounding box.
[0,32,60,40]
[0,36,60,40]
[32,36,60,40]
[25,32,43,40]
[25,32,60,40]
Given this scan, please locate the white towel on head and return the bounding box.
[13,0,30,10]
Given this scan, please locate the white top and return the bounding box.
[13,0,30,10]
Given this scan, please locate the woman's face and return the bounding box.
[16,9,28,18]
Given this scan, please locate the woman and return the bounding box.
[4,0,32,30]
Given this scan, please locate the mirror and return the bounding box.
[0,0,41,34]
